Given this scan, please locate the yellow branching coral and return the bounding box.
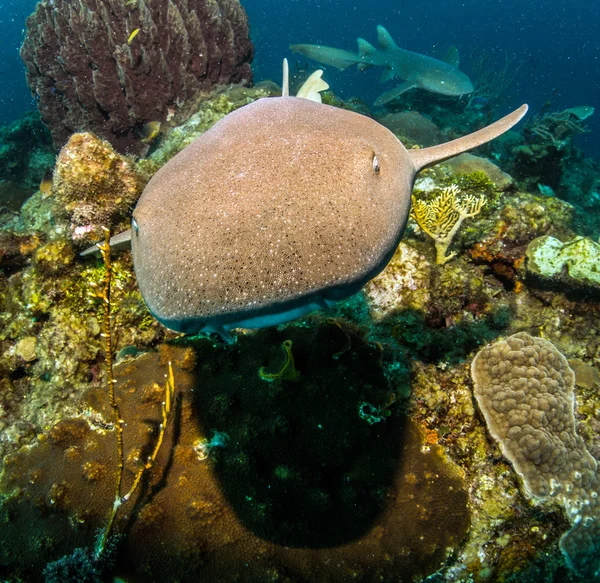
[411,184,485,265]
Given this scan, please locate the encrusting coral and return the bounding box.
[472,332,600,578]
[53,132,145,246]
[20,0,254,154]
[526,235,600,294]
[411,184,486,265]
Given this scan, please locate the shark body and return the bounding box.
[291,25,474,105]
[84,64,526,343]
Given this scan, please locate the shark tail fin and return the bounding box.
[408,104,528,173]
[376,25,399,52]
[282,58,289,97]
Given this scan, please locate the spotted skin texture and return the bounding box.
[132,97,412,332]
[131,98,527,335]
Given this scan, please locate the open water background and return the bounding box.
[0,0,598,155]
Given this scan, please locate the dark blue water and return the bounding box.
[0,0,38,127]
[1,0,598,154]
[245,0,600,154]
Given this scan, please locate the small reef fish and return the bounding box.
[292,25,474,105]
[124,0,137,5]
[139,121,161,143]
[39,169,53,198]
[537,183,556,197]
[127,28,140,45]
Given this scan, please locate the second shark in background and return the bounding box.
[292,25,474,105]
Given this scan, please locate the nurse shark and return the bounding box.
[291,25,474,105]
[86,64,526,342]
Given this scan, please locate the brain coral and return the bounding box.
[472,332,600,578]
[0,323,470,582]
[20,0,254,154]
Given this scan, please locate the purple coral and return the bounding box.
[20,0,254,155]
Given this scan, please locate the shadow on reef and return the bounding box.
[188,324,403,548]
[0,321,471,583]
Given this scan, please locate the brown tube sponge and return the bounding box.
[20,0,254,154]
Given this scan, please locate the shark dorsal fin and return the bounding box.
[443,45,460,68]
[376,25,398,52]
[296,70,329,102]
[282,58,290,97]
[408,104,529,172]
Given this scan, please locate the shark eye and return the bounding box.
[372,154,380,174]
[132,217,139,234]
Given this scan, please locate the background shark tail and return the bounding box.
[290,44,364,71]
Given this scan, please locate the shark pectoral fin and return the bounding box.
[408,104,529,173]
[80,229,132,257]
[379,69,395,83]
[374,81,417,106]
[376,25,399,52]
[282,58,290,97]
[290,44,359,71]
[296,69,329,102]
[443,45,460,68]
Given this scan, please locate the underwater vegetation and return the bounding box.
[20,0,254,154]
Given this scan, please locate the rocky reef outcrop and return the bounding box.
[20,0,254,155]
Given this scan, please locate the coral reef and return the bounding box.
[21,0,254,154]
[0,327,470,581]
[411,184,486,264]
[472,332,600,578]
[53,132,145,246]
[378,111,444,146]
[0,111,54,189]
[1,78,600,583]
[443,153,514,190]
[364,242,432,321]
[528,107,594,150]
[526,235,600,295]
